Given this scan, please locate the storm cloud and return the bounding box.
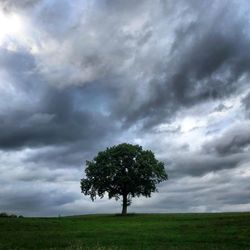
[0,0,250,216]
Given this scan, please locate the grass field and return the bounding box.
[0,213,249,250]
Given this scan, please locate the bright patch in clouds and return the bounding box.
[0,10,23,47]
[180,117,198,133]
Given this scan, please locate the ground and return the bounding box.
[0,213,249,249]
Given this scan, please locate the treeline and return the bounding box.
[0,212,23,218]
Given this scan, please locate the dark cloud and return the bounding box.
[0,48,36,74]
[242,92,250,117]
[0,86,117,150]
[203,122,250,155]
[162,122,250,178]
[217,189,250,205]
[112,0,250,128]
[213,103,231,113]
[8,0,247,129]
[1,0,41,11]
[0,48,118,150]
[132,167,250,213]
[167,152,245,178]
[0,184,79,216]
[0,0,250,216]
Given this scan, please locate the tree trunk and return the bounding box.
[122,194,127,215]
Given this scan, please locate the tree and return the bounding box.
[80,143,168,215]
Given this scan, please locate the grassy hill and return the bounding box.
[0,213,249,249]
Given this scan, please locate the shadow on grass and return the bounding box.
[114,213,137,217]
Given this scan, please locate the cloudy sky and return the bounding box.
[0,0,250,217]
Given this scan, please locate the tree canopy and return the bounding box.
[80,143,167,215]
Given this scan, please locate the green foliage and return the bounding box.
[0,213,8,218]
[0,212,19,218]
[0,213,250,249]
[80,143,167,214]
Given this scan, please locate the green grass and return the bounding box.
[0,213,250,249]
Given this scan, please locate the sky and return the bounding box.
[0,0,250,217]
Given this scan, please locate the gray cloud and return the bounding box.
[10,0,248,129]
[0,0,250,216]
[242,92,250,117]
[1,0,41,12]
[132,166,250,213]
[0,182,79,216]
[167,152,245,178]
[213,103,231,113]
[0,48,118,150]
[0,86,116,150]
[120,0,250,128]
[203,122,250,155]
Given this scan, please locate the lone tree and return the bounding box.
[80,143,167,215]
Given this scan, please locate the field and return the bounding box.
[0,213,249,250]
